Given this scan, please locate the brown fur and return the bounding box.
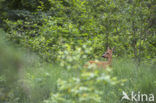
[86,47,114,69]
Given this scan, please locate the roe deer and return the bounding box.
[86,47,114,69]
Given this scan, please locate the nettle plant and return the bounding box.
[57,44,92,70]
[43,65,125,103]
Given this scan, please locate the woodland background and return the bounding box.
[0,0,156,103]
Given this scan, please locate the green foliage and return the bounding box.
[2,0,155,62]
[0,0,156,103]
[0,29,155,102]
[43,61,124,103]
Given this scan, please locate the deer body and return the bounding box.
[86,47,113,69]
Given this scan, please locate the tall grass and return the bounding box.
[109,58,156,103]
[21,57,156,103]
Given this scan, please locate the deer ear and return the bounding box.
[112,47,115,51]
[107,47,110,50]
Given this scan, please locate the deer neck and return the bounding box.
[107,56,112,65]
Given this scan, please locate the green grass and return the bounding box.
[20,57,156,103]
[110,58,156,103]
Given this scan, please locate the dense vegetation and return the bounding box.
[0,0,156,103]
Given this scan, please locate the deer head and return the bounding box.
[102,47,114,59]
